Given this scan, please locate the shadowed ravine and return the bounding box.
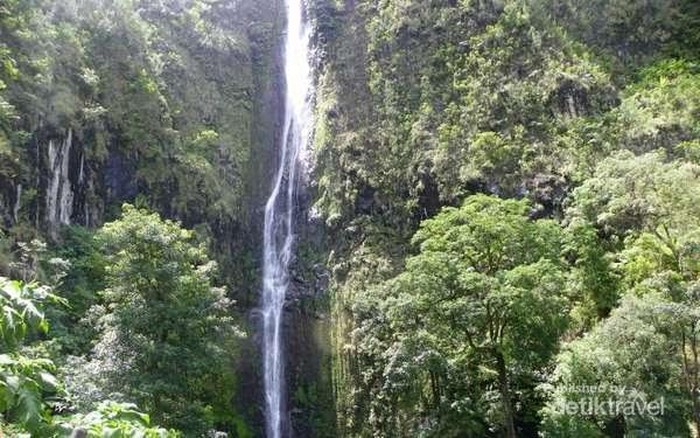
[261,0,313,436]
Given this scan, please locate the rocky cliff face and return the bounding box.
[283,186,336,437]
[0,0,289,283]
[0,1,286,433]
[304,0,700,435]
[0,0,279,235]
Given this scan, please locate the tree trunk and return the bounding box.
[682,329,700,435]
[495,350,516,438]
[691,392,700,437]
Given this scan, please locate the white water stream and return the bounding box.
[261,0,313,436]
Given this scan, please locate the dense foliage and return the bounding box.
[0,0,277,226]
[310,0,700,436]
[63,205,240,435]
[351,195,569,436]
[0,0,282,435]
[1,0,700,436]
[0,276,177,436]
[0,206,239,435]
[0,277,60,435]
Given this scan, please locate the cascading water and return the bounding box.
[261,0,313,437]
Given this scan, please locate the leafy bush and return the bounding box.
[64,401,179,438]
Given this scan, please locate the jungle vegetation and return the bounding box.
[0,0,699,436]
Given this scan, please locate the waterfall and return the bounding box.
[46,129,74,229]
[261,0,313,437]
[13,184,22,223]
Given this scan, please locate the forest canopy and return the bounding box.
[1,0,700,436]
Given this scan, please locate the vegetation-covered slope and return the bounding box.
[0,0,284,435]
[0,0,285,302]
[308,0,700,436]
[1,0,700,436]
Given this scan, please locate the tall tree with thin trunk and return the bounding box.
[89,205,238,435]
[373,195,569,436]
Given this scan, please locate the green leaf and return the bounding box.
[38,371,58,389]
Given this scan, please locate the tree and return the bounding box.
[619,229,700,434]
[563,150,700,323]
[0,277,61,435]
[566,150,700,239]
[540,292,691,437]
[79,205,239,435]
[354,195,569,436]
[544,151,700,436]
